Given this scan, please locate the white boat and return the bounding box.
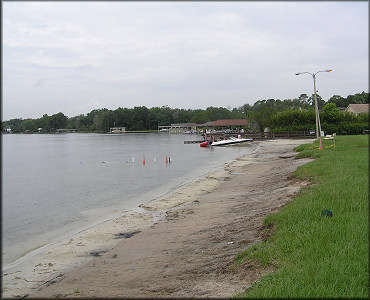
[211,136,253,146]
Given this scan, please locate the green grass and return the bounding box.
[234,135,369,298]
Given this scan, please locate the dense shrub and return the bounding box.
[270,109,315,129]
[270,104,368,135]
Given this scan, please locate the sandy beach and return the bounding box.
[2,139,314,298]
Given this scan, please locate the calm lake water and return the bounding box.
[2,133,257,267]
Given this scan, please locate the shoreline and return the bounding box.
[2,141,259,297]
[2,139,314,298]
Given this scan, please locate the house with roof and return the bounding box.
[346,104,369,115]
[207,119,248,133]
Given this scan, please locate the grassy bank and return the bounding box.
[234,135,369,298]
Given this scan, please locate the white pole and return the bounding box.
[313,74,320,138]
[296,69,332,139]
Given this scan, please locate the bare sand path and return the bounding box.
[8,139,314,298]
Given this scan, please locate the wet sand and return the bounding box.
[2,139,314,298]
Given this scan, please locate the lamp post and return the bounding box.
[295,69,332,139]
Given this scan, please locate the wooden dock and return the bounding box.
[243,131,316,139]
[184,140,205,144]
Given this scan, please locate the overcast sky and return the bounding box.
[2,1,368,120]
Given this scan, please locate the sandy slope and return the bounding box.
[2,139,314,298]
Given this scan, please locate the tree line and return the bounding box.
[2,91,368,135]
[246,92,369,134]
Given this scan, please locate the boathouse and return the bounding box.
[109,127,126,133]
[169,123,198,134]
[207,119,248,133]
[160,119,249,134]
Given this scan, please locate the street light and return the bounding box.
[295,69,332,139]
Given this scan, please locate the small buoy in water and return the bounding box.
[143,155,145,164]
[165,155,168,164]
[168,156,171,163]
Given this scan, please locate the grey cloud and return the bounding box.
[2,1,368,120]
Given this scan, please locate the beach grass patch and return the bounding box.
[235,135,369,298]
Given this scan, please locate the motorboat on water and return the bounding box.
[211,136,252,146]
